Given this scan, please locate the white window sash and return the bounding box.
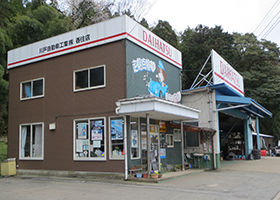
[34,125,42,157]
[21,126,27,157]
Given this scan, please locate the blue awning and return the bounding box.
[210,83,272,118]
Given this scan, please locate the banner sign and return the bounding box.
[211,49,244,96]
[8,15,181,69]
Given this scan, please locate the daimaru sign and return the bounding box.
[211,49,244,96]
[8,15,181,69]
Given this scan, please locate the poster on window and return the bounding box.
[160,148,166,159]
[142,137,147,150]
[159,122,166,132]
[76,139,84,152]
[91,120,103,129]
[78,123,87,139]
[91,129,102,140]
[131,130,138,148]
[111,119,123,140]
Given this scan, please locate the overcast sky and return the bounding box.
[143,0,280,47]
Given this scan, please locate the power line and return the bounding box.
[258,10,280,38]
[254,0,279,35]
[262,14,280,38]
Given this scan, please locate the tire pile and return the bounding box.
[252,149,261,159]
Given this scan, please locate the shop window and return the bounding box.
[165,134,174,148]
[173,129,181,142]
[110,117,124,159]
[185,131,200,148]
[21,78,44,100]
[74,65,105,91]
[74,118,106,160]
[130,118,140,159]
[20,123,44,160]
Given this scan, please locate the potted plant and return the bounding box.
[158,171,163,178]
[173,164,181,171]
[150,171,159,179]
[142,172,148,178]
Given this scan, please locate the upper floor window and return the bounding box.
[21,78,44,100]
[74,65,106,92]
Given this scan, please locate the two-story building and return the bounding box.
[8,15,214,178]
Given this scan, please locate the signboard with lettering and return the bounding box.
[8,15,181,70]
[211,49,244,96]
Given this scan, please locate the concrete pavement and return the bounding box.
[1,156,280,200]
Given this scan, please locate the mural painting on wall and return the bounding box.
[132,58,181,103]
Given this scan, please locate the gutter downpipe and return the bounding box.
[147,114,151,177]
[208,87,216,169]
[124,116,128,180]
[181,120,185,171]
[256,117,260,150]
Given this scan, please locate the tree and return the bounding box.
[110,0,151,21]
[7,2,70,48]
[179,25,235,89]
[232,33,280,139]
[139,18,149,29]
[0,28,12,136]
[0,0,24,25]
[151,20,178,49]
[66,0,112,29]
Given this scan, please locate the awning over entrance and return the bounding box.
[211,83,272,118]
[115,96,200,121]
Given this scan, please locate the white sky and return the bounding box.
[143,0,280,47]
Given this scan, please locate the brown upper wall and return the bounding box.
[8,41,126,172]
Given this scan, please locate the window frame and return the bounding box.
[165,134,174,148]
[73,65,106,92]
[20,78,44,100]
[109,116,125,160]
[73,117,106,161]
[173,129,181,142]
[130,117,140,160]
[19,122,44,160]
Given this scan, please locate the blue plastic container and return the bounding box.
[136,173,142,178]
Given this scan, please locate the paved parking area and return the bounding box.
[1,156,280,200]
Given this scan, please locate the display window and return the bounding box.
[74,65,106,92]
[130,118,140,159]
[19,123,44,160]
[109,117,124,159]
[20,78,44,100]
[74,117,106,161]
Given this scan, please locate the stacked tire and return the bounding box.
[252,149,261,159]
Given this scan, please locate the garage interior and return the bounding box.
[219,112,245,160]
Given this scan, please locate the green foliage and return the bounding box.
[139,18,149,29]
[8,15,44,47]
[151,20,178,49]
[179,25,235,89]
[0,28,11,136]
[231,33,280,139]
[0,142,7,163]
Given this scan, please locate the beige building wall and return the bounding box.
[182,88,219,155]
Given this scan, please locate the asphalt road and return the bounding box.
[1,156,280,200]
